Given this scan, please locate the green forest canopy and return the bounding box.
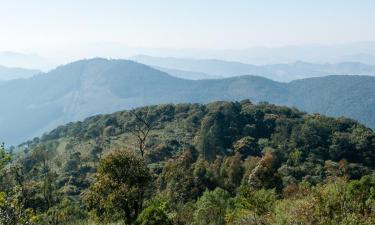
[1,100,375,224]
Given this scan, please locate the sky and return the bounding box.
[0,0,375,55]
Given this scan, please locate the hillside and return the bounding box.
[7,101,375,224]
[287,75,375,125]
[1,58,375,145]
[131,55,375,82]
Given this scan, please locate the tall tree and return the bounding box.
[84,150,151,224]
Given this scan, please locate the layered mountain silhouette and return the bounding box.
[0,58,374,144]
[0,65,40,80]
[131,55,375,82]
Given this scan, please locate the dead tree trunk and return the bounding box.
[127,108,155,158]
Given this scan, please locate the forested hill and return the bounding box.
[287,75,375,127]
[7,101,375,224]
[1,58,375,144]
[22,101,375,173]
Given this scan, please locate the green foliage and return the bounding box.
[136,204,172,225]
[192,188,232,225]
[84,150,151,224]
[4,101,375,224]
[226,186,276,225]
[0,190,39,225]
[0,143,11,171]
[38,197,87,225]
[233,136,260,158]
[158,150,200,203]
[272,177,375,225]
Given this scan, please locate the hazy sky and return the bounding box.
[1,0,374,53]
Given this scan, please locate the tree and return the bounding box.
[31,145,57,211]
[0,142,10,171]
[0,144,40,225]
[196,112,227,160]
[226,185,276,225]
[0,196,38,225]
[233,136,260,158]
[248,152,278,189]
[0,165,39,225]
[84,150,151,224]
[39,197,87,225]
[192,188,232,225]
[127,108,156,157]
[136,204,172,225]
[63,151,81,174]
[90,144,103,167]
[158,149,199,204]
[273,177,375,225]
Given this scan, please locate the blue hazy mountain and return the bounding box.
[0,51,51,70]
[0,65,41,80]
[131,55,375,82]
[0,58,375,144]
[152,66,221,80]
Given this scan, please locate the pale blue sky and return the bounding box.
[0,0,374,53]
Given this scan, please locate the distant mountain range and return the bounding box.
[2,42,375,70]
[46,41,375,65]
[131,55,375,82]
[0,58,375,145]
[152,66,222,80]
[0,65,40,80]
[0,51,50,70]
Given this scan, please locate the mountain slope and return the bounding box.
[1,58,375,145]
[131,55,375,82]
[286,75,375,128]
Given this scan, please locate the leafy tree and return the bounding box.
[28,145,59,211]
[0,144,40,225]
[0,185,39,225]
[0,143,11,171]
[219,154,244,194]
[247,152,280,189]
[136,204,172,225]
[39,197,87,225]
[273,177,375,225]
[90,145,103,166]
[233,136,260,158]
[158,149,201,204]
[84,150,151,224]
[226,185,276,225]
[192,188,232,225]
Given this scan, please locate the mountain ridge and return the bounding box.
[0,65,40,80]
[0,58,375,145]
[131,55,375,82]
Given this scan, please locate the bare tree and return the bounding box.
[126,108,156,157]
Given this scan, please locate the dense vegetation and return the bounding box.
[1,100,375,224]
[1,58,375,145]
